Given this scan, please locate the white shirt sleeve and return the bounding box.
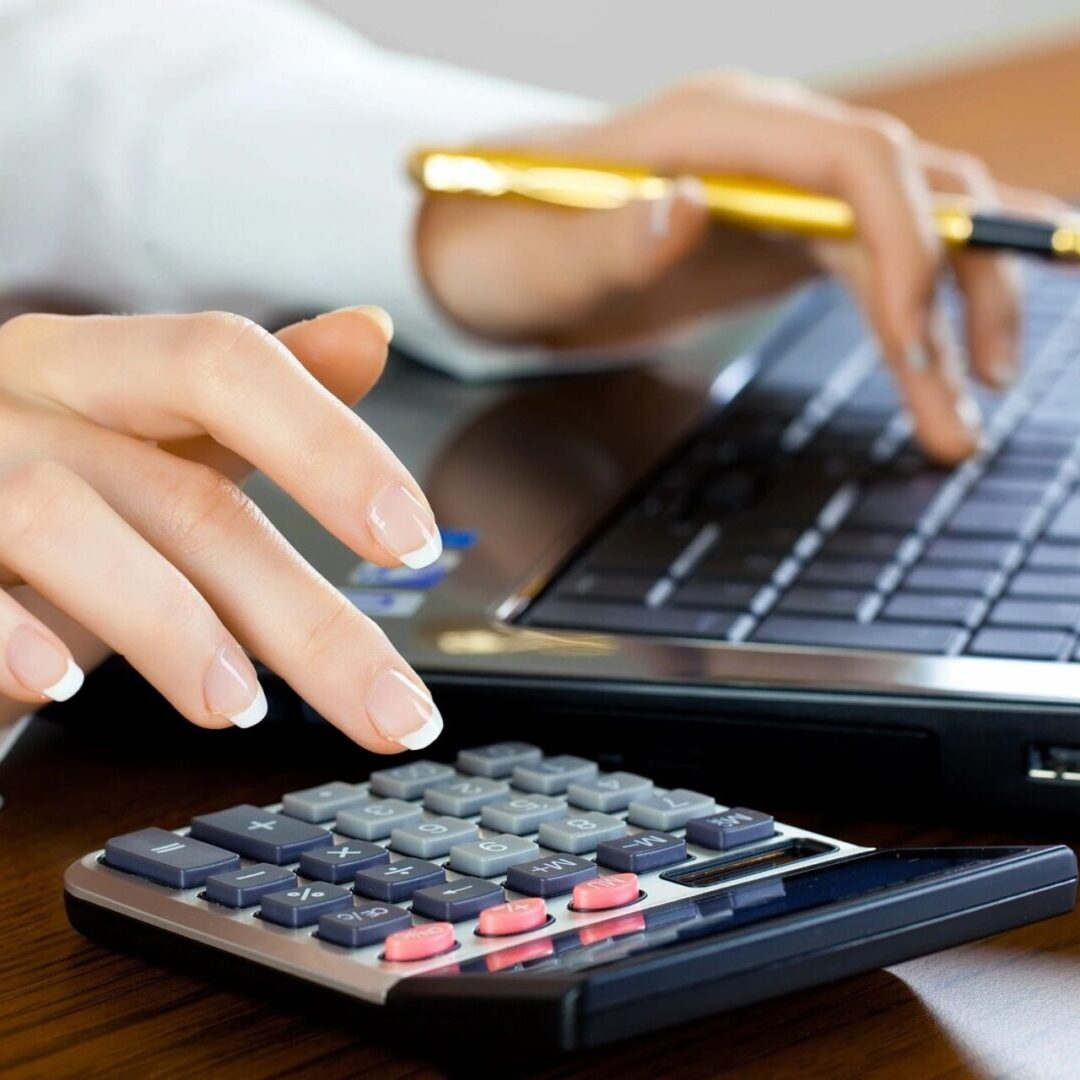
[0,0,622,378]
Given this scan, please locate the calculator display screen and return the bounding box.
[446,849,1003,976]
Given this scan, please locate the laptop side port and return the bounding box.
[1028,745,1080,783]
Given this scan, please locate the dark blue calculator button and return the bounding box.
[596,831,687,872]
[189,805,329,864]
[259,883,352,927]
[411,877,505,922]
[354,859,445,903]
[685,808,775,850]
[317,903,413,948]
[504,854,597,897]
[298,841,389,883]
[204,863,297,907]
[104,827,240,888]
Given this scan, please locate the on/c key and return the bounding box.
[383,922,457,962]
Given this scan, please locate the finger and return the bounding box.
[418,177,712,340]
[169,305,393,480]
[919,142,1022,390]
[0,460,265,730]
[1,309,440,569]
[584,77,980,461]
[0,588,84,706]
[65,432,441,754]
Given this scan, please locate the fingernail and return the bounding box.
[204,643,267,728]
[904,342,931,372]
[366,668,443,750]
[349,305,394,343]
[674,175,708,207]
[368,482,442,569]
[6,625,84,701]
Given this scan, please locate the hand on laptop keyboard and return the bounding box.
[419,70,1067,465]
[0,308,442,753]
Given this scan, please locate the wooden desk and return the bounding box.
[4,35,1080,1080]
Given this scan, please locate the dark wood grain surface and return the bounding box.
[4,34,1080,1080]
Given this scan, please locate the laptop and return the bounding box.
[250,264,1080,821]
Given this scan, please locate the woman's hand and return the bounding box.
[0,306,444,752]
[418,71,1065,465]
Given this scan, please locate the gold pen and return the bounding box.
[410,147,1080,261]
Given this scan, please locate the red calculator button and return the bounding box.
[477,897,548,937]
[571,873,640,911]
[383,922,456,962]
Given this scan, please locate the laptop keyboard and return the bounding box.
[524,268,1080,660]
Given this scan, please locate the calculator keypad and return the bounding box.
[90,741,858,991]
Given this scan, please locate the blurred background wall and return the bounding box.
[309,0,1080,100]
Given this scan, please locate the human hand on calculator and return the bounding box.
[418,70,1067,465]
[0,306,442,751]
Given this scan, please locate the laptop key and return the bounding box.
[1047,498,1080,543]
[923,537,1019,567]
[560,571,659,604]
[669,581,760,609]
[753,617,965,654]
[820,532,905,561]
[903,565,1002,596]
[527,598,738,639]
[456,742,542,778]
[1026,544,1080,572]
[775,587,867,619]
[989,600,1080,630]
[967,628,1071,661]
[798,560,887,589]
[1009,572,1080,600]
[369,761,455,801]
[189,806,329,864]
[945,501,1042,539]
[882,593,986,626]
[104,827,240,888]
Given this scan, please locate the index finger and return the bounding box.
[0,309,442,569]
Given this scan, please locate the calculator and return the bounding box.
[64,743,1077,1050]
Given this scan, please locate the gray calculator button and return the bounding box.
[189,805,330,864]
[389,816,479,858]
[567,772,653,812]
[423,777,509,817]
[280,782,368,823]
[369,761,455,800]
[512,755,598,794]
[204,863,297,907]
[538,812,627,854]
[298,841,389,883]
[104,827,240,888]
[354,859,445,902]
[259,882,352,927]
[411,877,505,922]
[447,834,540,877]
[335,798,422,841]
[317,903,412,948]
[456,742,543,778]
[627,789,718,831]
[480,794,567,834]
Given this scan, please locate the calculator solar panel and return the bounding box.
[523,268,1080,662]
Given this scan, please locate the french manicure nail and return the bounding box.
[367,668,443,750]
[904,342,931,372]
[204,643,267,728]
[349,305,394,343]
[6,625,83,701]
[368,481,442,569]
